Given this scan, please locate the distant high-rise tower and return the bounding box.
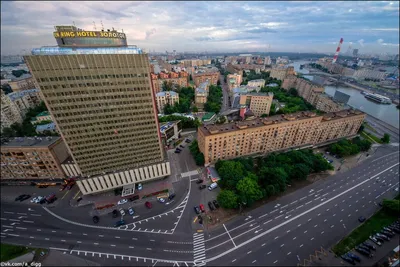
[24,25,170,195]
[353,49,359,57]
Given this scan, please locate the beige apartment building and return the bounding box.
[315,94,344,113]
[227,73,243,90]
[1,90,23,131]
[195,80,210,109]
[1,136,69,181]
[156,91,179,113]
[9,76,36,92]
[150,71,189,94]
[181,59,211,67]
[23,25,170,195]
[269,66,295,81]
[238,92,274,117]
[198,109,365,164]
[247,79,266,89]
[193,70,220,87]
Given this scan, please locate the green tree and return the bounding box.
[192,106,198,113]
[290,164,310,180]
[259,167,288,192]
[163,103,176,115]
[236,176,263,207]
[358,123,365,133]
[1,127,16,138]
[382,199,400,215]
[218,161,245,190]
[381,133,390,143]
[11,70,28,78]
[217,190,238,209]
[194,152,205,166]
[216,116,226,124]
[260,114,268,118]
[288,88,298,97]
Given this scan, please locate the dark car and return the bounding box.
[66,182,75,190]
[199,185,206,190]
[196,179,204,184]
[198,215,203,224]
[179,145,185,148]
[176,148,182,152]
[355,247,372,257]
[174,150,181,154]
[19,195,31,202]
[45,193,56,203]
[374,235,385,242]
[15,194,26,201]
[358,216,366,222]
[359,244,370,252]
[112,209,118,218]
[213,200,219,209]
[145,201,152,209]
[340,255,355,265]
[168,193,176,201]
[208,201,215,211]
[114,220,125,227]
[382,230,394,237]
[92,216,99,224]
[185,139,191,143]
[362,242,376,251]
[128,195,139,202]
[346,252,361,262]
[194,206,200,214]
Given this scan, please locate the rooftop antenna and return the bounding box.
[100,20,104,31]
[93,21,97,31]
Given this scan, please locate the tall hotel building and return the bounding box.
[24,25,171,195]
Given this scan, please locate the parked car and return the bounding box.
[137,183,143,191]
[369,236,382,246]
[362,242,376,251]
[346,252,361,262]
[76,197,83,203]
[45,193,56,203]
[198,215,203,224]
[373,235,385,243]
[128,195,139,202]
[179,145,185,148]
[174,150,181,154]
[39,197,46,204]
[92,216,99,224]
[340,255,355,265]
[208,201,215,211]
[114,220,125,227]
[196,179,204,184]
[128,207,135,215]
[199,204,205,213]
[199,185,206,190]
[194,206,200,214]
[376,233,390,241]
[359,244,371,252]
[168,193,176,201]
[30,197,38,203]
[208,183,218,191]
[382,230,394,237]
[158,198,165,203]
[355,246,372,257]
[358,216,366,222]
[383,227,394,233]
[117,199,128,205]
[112,209,118,218]
[185,139,191,143]
[19,194,31,202]
[213,200,219,209]
[145,201,152,209]
[35,196,44,204]
[15,194,26,201]
[119,208,125,216]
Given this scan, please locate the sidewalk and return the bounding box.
[41,250,100,266]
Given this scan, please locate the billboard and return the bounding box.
[54,31,126,39]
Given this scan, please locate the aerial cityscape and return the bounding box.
[0,1,399,267]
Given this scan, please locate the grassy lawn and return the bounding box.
[364,122,379,134]
[0,243,32,262]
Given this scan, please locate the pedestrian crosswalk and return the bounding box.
[193,232,206,266]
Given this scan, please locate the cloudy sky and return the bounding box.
[1,1,399,55]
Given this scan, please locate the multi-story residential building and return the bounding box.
[315,94,344,113]
[1,90,23,131]
[195,80,210,109]
[8,76,36,92]
[24,25,171,195]
[181,59,211,67]
[0,89,42,131]
[230,85,260,98]
[0,136,69,181]
[353,69,387,81]
[247,79,265,89]
[269,66,295,81]
[155,91,179,113]
[235,92,274,117]
[197,109,365,165]
[150,71,189,94]
[192,69,219,87]
[264,56,272,66]
[227,73,243,91]
[226,63,243,75]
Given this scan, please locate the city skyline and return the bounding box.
[1,1,399,56]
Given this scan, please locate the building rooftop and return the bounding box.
[248,79,265,83]
[7,89,39,101]
[31,46,142,55]
[36,111,50,117]
[156,91,178,97]
[36,122,56,133]
[199,109,363,136]
[11,74,32,81]
[0,136,61,148]
[160,120,180,134]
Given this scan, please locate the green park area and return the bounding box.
[0,243,31,262]
[332,196,399,256]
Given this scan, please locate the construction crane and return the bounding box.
[332,38,343,64]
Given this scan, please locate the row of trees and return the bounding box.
[158,115,201,129]
[204,85,223,113]
[1,101,59,138]
[163,86,196,114]
[309,63,328,73]
[189,140,205,166]
[11,70,29,78]
[328,137,372,157]
[241,69,271,85]
[216,149,334,209]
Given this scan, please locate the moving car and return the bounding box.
[59,184,67,191]
[199,185,206,190]
[213,200,219,209]
[208,201,215,211]
[45,193,56,203]
[112,209,118,218]
[358,216,366,222]
[194,206,200,214]
[15,194,26,201]
[168,193,176,200]
[66,182,75,190]
[196,179,204,184]
[199,204,205,213]
[145,201,152,209]
[208,183,218,191]
[158,198,166,203]
[174,150,181,154]
[117,199,128,205]
[114,220,125,227]
[185,139,191,143]
[92,216,99,224]
[179,145,185,148]
[119,208,125,216]
[137,183,143,191]
[198,215,203,224]
[128,207,135,215]
[20,194,31,202]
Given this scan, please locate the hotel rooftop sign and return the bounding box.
[53,31,126,39]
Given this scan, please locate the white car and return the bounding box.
[35,196,44,203]
[119,208,125,216]
[137,183,143,191]
[117,199,128,205]
[158,198,165,203]
[30,197,38,203]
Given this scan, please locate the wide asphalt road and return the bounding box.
[1,144,398,266]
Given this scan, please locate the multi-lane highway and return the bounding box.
[1,144,399,266]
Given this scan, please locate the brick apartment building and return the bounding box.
[151,71,189,93]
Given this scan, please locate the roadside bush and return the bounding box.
[189,140,205,166]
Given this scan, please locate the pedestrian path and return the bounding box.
[193,232,206,266]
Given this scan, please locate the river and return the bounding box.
[289,61,399,129]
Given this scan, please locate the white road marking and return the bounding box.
[300,244,303,248]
